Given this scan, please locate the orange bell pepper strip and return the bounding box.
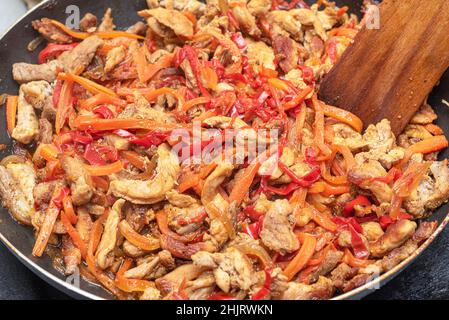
[321,183,351,197]
[182,96,211,112]
[118,220,160,251]
[91,176,110,191]
[32,187,62,257]
[267,78,290,92]
[120,151,146,170]
[84,160,124,176]
[134,46,174,83]
[201,67,218,90]
[322,103,363,133]
[79,93,127,110]
[321,144,356,185]
[408,135,448,155]
[60,210,87,258]
[283,86,313,110]
[283,233,317,281]
[58,73,117,97]
[424,124,444,136]
[62,195,77,224]
[116,87,185,109]
[311,96,332,158]
[39,144,59,162]
[228,162,261,206]
[49,19,144,40]
[308,204,337,233]
[115,259,155,292]
[342,248,373,268]
[6,95,18,135]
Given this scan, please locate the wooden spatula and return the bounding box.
[318,0,449,135]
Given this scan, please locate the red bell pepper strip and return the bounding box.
[71,131,93,145]
[278,162,321,187]
[379,212,413,230]
[343,195,371,217]
[51,187,70,209]
[129,131,170,148]
[231,32,247,51]
[251,269,272,300]
[208,292,237,300]
[52,80,63,108]
[371,167,402,184]
[93,106,115,119]
[243,205,264,221]
[333,216,369,259]
[83,144,118,166]
[38,43,78,64]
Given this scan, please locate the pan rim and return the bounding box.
[0,0,448,301]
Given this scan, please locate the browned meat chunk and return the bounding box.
[60,155,93,206]
[306,250,343,284]
[260,199,299,253]
[79,13,97,32]
[33,180,64,206]
[11,86,39,144]
[62,235,81,275]
[58,36,104,74]
[231,3,261,37]
[32,18,74,43]
[12,60,59,84]
[404,161,449,218]
[369,220,417,258]
[38,118,53,144]
[76,208,93,245]
[410,102,437,125]
[139,8,194,39]
[104,46,126,73]
[192,247,255,293]
[278,276,334,300]
[330,263,358,290]
[272,35,300,73]
[96,199,124,270]
[127,22,147,35]
[98,8,115,32]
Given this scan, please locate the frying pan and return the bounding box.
[0,0,448,300]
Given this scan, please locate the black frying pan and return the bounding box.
[0,0,448,300]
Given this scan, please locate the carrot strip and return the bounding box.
[134,46,174,83]
[91,176,110,191]
[84,160,124,176]
[55,80,74,134]
[62,195,77,224]
[32,187,62,257]
[60,210,87,258]
[5,95,18,135]
[201,67,218,90]
[58,73,117,97]
[283,233,317,281]
[49,19,144,40]
[73,116,185,131]
[228,162,261,206]
[79,93,127,110]
[39,144,59,162]
[267,78,290,92]
[284,86,313,110]
[182,97,211,112]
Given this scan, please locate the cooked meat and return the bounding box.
[272,35,300,73]
[260,199,299,253]
[267,10,303,41]
[404,161,449,218]
[110,144,179,204]
[246,39,276,72]
[104,45,126,73]
[349,160,392,204]
[38,118,53,144]
[369,220,417,258]
[231,3,261,37]
[155,264,206,295]
[192,247,255,293]
[33,180,64,206]
[61,235,81,275]
[411,102,438,125]
[307,250,343,284]
[330,263,358,290]
[96,199,124,270]
[0,163,36,225]
[12,60,60,84]
[166,190,198,208]
[127,22,148,35]
[75,208,93,245]
[278,276,335,300]
[58,36,104,73]
[363,119,396,153]
[60,155,93,206]
[124,250,174,280]
[98,8,115,32]
[247,0,271,16]
[139,8,194,39]
[79,13,97,32]
[32,18,73,43]
[332,123,366,152]
[118,95,175,123]
[361,222,384,243]
[11,86,40,144]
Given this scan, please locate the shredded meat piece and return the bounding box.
[60,155,93,206]
[79,13,97,32]
[96,199,124,270]
[11,86,39,144]
[12,60,60,84]
[0,163,36,225]
[32,18,74,43]
[110,144,180,204]
[246,39,276,72]
[104,46,126,73]
[369,220,417,258]
[192,247,255,293]
[62,235,81,275]
[98,8,115,32]
[260,199,299,253]
[404,160,449,218]
[272,35,300,73]
[139,8,194,39]
[58,36,104,74]
[278,276,335,300]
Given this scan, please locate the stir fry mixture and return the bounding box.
[1,0,448,300]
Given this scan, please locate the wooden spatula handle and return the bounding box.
[318,0,449,135]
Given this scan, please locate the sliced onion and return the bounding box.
[0,155,25,167]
